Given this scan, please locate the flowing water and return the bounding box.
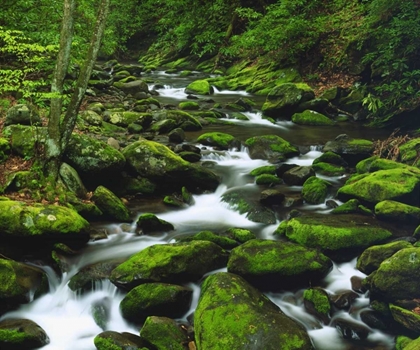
[1,71,395,349]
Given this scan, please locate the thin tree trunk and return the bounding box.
[45,0,75,178]
[60,0,110,151]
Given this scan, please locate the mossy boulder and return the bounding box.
[245,135,299,162]
[122,139,219,192]
[390,304,420,333]
[3,125,47,158]
[152,110,202,131]
[276,214,392,260]
[113,79,149,95]
[365,247,420,301]
[301,176,331,204]
[221,187,276,224]
[331,199,373,215]
[197,132,239,150]
[399,336,420,350]
[80,110,103,126]
[110,241,228,290]
[303,287,331,323]
[136,213,174,234]
[5,103,41,126]
[94,331,151,350]
[291,110,334,126]
[0,199,90,240]
[255,174,282,185]
[356,156,408,174]
[92,186,130,222]
[107,111,152,128]
[399,138,420,167]
[337,167,420,207]
[356,241,413,275]
[374,200,420,225]
[194,272,314,350]
[313,151,348,167]
[185,79,213,95]
[179,101,200,110]
[323,134,373,166]
[0,259,48,314]
[178,230,238,249]
[224,227,256,243]
[283,166,315,186]
[0,138,10,163]
[64,133,126,177]
[311,162,346,176]
[227,239,332,289]
[59,162,87,199]
[120,283,193,323]
[140,316,188,350]
[249,165,277,176]
[262,83,315,118]
[0,319,49,350]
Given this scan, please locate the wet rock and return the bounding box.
[221,187,277,224]
[68,259,125,292]
[356,240,413,275]
[276,213,392,261]
[323,134,373,166]
[330,290,359,309]
[360,310,388,331]
[333,317,370,340]
[91,297,111,330]
[195,272,315,350]
[110,241,228,290]
[227,239,332,290]
[0,319,49,350]
[197,132,240,150]
[92,186,131,222]
[390,304,420,333]
[275,163,299,177]
[94,330,151,350]
[136,213,174,234]
[365,247,420,301]
[326,200,339,209]
[260,189,285,206]
[375,200,420,225]
[168,127,186,143]
[140,316,189,350]
[0,259,49,315]
[302,176,331,204]
[120,283,193,323]
[350,276,367,293]
[303,287,331,323]
[283,166,315,186]
[59,162,88,199]
[245,135,299,162]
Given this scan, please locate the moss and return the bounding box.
[301,176,330,204]
[399,138,420,167]
[313,151,347,166]
[92,186,131,222]
[255,174,282,185]
[250,165,277,176]
[93,337,123,350]
[404,336,420,350]
[337,167,420,207]
[282,214,392,252]
[390,304,420,333]
[230,112,248,120]
[185,79,213,95]
[291,110,334,126]
[312,162,346,176]
[303,288,331,316]
[375,200,420,224]
[356,156,408,174]
[197,132,237,150]
[179,230,238,249]
[137,213,174,233]
[140,316,187,350]
[245,135,299,160]
[224,227,256,243]
[179,101,200,110]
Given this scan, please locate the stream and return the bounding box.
[1,71,395,349]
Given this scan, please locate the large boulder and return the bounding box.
[262,83,315,118]
[110,241,228,290]
[64,133,126,178]
[0,319,49,349]
[301,176,331,204]
[291,110,334,126]
[92,186,131,222]
[276,214,392,260]
[5,104,41,126]
[227,239,332,289]
[0,259,48,314]
[122,139,219,192]
[0,199,89,242]
[365,247,420,301]
[282,166,315,186]
[113,79,149,95]
[194,272,314,350]
[356,241,413,275]
[197,132,240,150]
[337,167,420,207]
[374,200,420,225]
[245,135,299,162]
[323,134,373,166]
[120,283,193,323]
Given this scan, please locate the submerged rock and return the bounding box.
[194,272,314,350]
[110,241,228,290]
[227,239,332,290]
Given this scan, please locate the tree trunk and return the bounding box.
[45,0,75,179]
[60,0,110,151]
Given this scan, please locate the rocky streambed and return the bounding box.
[0,62,420,350]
